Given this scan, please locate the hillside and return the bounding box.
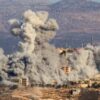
[1,0,100,52]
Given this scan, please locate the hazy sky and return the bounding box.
[10,0,62,5]
[91,0,100,3]
[48,0,61,4]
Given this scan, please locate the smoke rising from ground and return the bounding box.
[66,47,98,81]
[0,10,100,86]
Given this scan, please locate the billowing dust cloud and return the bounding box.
[0,10,100,86]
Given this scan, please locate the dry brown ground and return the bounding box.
[0,86,99,100]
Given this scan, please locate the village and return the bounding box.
[1,47,99,100]
[0,8,100,99]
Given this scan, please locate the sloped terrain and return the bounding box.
[1,0,100,52]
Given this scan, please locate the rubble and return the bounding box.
[19,76,29,87]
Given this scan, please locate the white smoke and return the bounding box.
[0,48,8,81]
[65,48,98,81]
[0,10,99,86]
[7,10,66,85]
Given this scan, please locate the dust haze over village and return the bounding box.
[0,0,100,100]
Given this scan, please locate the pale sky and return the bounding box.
[10,0,62,5]
[49,0,61,4]
[91,0,100,3]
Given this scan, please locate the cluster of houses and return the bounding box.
[9,47,100,89]
[10,76,29,87]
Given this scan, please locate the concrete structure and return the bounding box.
[19,76,29,87]
[10,76,30,87]
[61,66,71,74]
[10,77,20,85]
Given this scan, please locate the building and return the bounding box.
[10,77,20,84]
[19,76,29,87]
[61,66,71,74]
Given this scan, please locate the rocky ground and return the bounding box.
[0,86,99,100]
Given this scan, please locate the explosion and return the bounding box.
[0,10,99,86]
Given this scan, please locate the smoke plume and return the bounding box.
[0,10,99,86]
